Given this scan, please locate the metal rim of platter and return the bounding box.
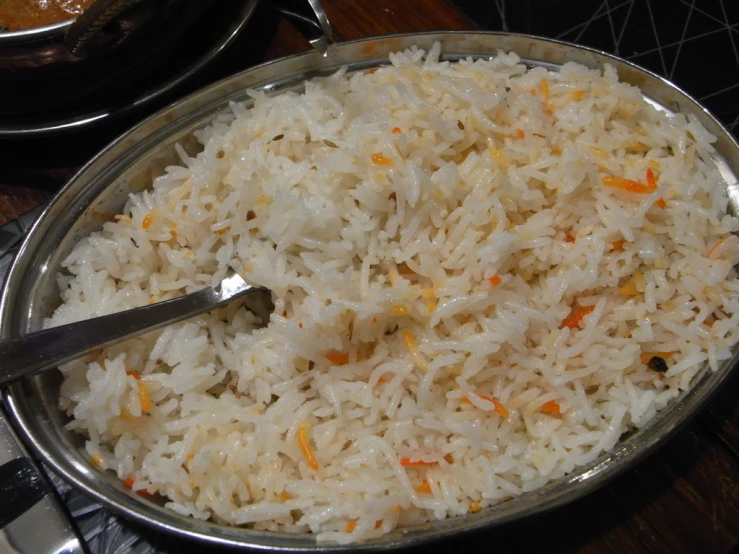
[1,30,738,552]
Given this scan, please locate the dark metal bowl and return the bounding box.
[0,0,217,116]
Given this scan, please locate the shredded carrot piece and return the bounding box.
[619,282,639,295]
[611,239,626,250]
[649,159,661,169]
[416,480,432,494]
[602,175,653,194]
[400,457,437,467]
[530,88,538,96]
[539,400,561,415]
[371,153,393,166]
[391,127,402,134]
[565,235,576,243]
[216,228,228,235]
[640,351,677,365]
[324,352,350,365]
[375,519,383,529]
[346,521,357,533]
[540,78,549,99]
[298,322,303,329]
[120,408,136,423]
[371,316,378,323]
[444,453,454,463]
[90,453,104,468]
[707,237,729,259]
[426,300,436,313]
[124,477,135,490]
[138,384,151,412]
[656,198,666,209]
[142,213,153,230]
[589,147,608,157]
[402,329,428,372]
[462,395,509,417]
[517,129,525,138]
[569,90,586,100]
[297,425,319,470]
[388,305,409,316]
[126,370,141,380]
[488,275,502,287]
[420,288,435,298]
[469,500,483,513]
[562,305,596,329]
[279,491,293,502]
[393,505,402,512]
[646,168,657,189]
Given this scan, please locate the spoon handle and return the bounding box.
[0,277,269,386]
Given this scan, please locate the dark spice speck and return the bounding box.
[647,356,668,373]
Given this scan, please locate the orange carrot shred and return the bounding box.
[126,370,141,380]
[602,175,653,194]
[539,400,561,415]
[297,425,320,470]
[298,322,303,328]
[646,168,657,189]
[391,127,402,134]
[142,213,153,230]
[372,316,378,323]
[324,352,350,365]
[656,198,666,209]
[138,384,151,412]
[488,275,502,287]
[346,521,357,533]
[90,453,104,468]
[707,237,728,259]
[371,153,393,166]
[416,480,432,494]
[375,519,383,529]
[611,239,626,250]
[517,129,525,138]
[123,477,135,489]
[565,235,576,243]
[562,305,596,329]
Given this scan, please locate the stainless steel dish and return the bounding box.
[2,31,738,552]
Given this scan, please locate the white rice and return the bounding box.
[47,43,739,543]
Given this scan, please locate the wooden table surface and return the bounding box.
[1,1,738,553]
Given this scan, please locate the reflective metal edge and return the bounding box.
[0,31,737,553]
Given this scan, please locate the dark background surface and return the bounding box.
[1,1,739,553]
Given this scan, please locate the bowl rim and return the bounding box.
[0,18,71,44]
[1,29,738,552]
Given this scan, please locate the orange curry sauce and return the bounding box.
[0,0,94,32]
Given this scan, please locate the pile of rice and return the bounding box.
[48,43,739,543]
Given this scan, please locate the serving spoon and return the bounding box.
[0,273,272,386]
